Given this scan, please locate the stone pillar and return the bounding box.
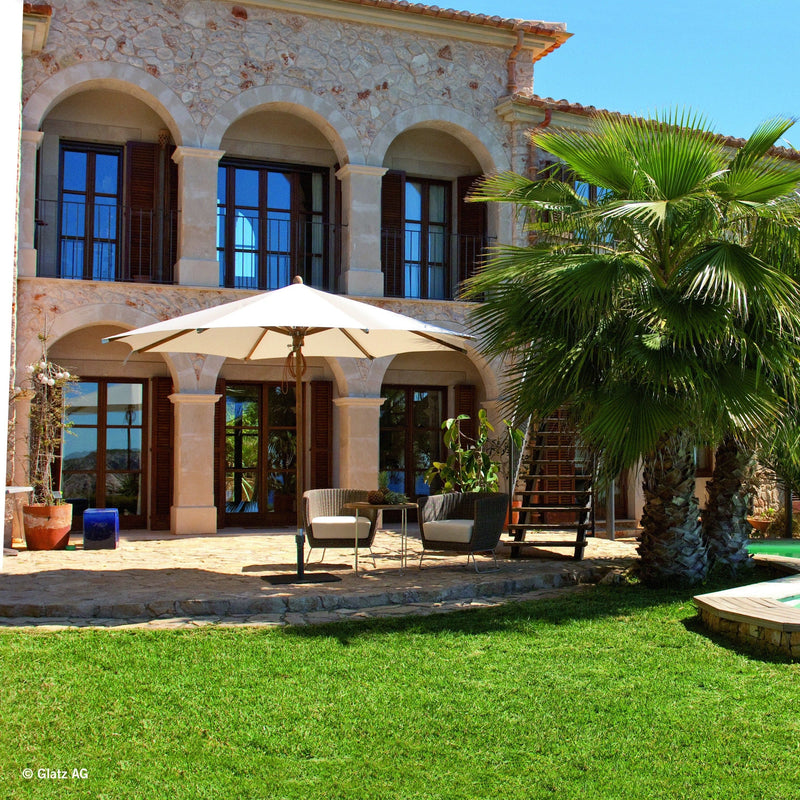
[172,147,224,287]
[333,396,385,489]
[12,390,33,492]
[169,393,220,534]
[335,164,387,297]
[18,130,44,278]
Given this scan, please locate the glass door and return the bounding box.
[380,386,445,499]
[61,380,146,529]
[223,383,297,526]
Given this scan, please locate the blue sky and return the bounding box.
[466,0,799,141]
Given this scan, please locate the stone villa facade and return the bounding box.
[14,0,635,536]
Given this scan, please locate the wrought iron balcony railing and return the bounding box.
[216,210,340,292]
[34,198,177,284]
[380,227,492,300]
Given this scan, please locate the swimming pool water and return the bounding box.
[746,540,800,558]
[779,594,800,607]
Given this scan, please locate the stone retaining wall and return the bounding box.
[697,606,800,659]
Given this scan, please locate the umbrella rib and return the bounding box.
[341,329,376,359]
[413,330,468,354]
[245,328,271,361]
[133,330,194,354]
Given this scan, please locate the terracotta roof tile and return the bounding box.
[514,94,800,161]
[335,0,568,37]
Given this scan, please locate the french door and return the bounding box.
[59,144,122,281]
[61,379,147,529]
[379,386,445,499]
[222,383,297,526]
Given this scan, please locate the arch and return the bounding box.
[16,304,220,394]
[22,63,200,146]
[326,344,500,408]
[367,105,509,174]
[202,84,362,165]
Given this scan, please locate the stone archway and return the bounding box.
[22,62,199,146]
[367,104,508,173]
[202,85,363,166]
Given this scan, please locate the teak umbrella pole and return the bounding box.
[294,333,305,578]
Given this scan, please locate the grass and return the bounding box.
[2,569,799,800]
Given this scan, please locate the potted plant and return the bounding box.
[747,506,778,535]
[18,336,78,550]
[424,410,523,494]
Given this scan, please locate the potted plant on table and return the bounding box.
[18,337,78,550]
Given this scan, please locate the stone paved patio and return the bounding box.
[0,525,639,629]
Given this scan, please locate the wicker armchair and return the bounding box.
[302,488,380,563]
[417,492,508,572]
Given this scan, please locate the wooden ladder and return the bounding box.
[504,410,594,560]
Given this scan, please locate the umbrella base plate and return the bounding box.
[263,572,342,585]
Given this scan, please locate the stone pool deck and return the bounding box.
[694,555,800,658]
[0,526,639,630]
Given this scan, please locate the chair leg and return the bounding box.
[467,550,500,573]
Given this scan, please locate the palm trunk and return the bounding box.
[638,432,708,585]
[702,435,755,573]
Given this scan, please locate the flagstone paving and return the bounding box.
[0,526,639,629]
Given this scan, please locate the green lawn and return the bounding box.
[2,570,799,800]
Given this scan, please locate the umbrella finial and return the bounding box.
[292,275,303,284]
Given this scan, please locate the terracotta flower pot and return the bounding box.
[22,504,73,550]
[747,516,771,533]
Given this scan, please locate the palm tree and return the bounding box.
[466,111,800,585]
[702,434,758,573]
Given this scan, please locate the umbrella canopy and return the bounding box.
[105,278,470,361]
[105,278,471,575]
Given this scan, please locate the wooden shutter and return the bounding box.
[333,166,342,291]
[454,384,476,443]
[214,378,226,527]
[125,141,159,281]
[162,145,179,283]
[309,381,333,489]
[457,175,487,291]
[149,376,174,530]
[381,170,405,297]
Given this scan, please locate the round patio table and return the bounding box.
[344,501,418,574]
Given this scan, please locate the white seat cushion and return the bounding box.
[424,519,474,544]
[311,516,372,540]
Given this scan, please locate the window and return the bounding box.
[217,161,329,290]
[59,144,122,280]
[381,172,487,300]
[61,380,146,528]
[380,386,445,498]
[50,141,177,283]
[404,179,449,299]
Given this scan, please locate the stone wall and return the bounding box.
[23,0,518,161]
[697,607,800,659]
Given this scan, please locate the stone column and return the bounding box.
[172,147,224,288]
[169,392,220,534]
[335,164,387,297]
[12,390,33,492]
[18,130,44,278]
[333,396,385,489]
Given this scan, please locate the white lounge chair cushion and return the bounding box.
[424,519,474,544]
[311,516,372,540]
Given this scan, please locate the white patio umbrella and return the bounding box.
[105,277,471,580]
